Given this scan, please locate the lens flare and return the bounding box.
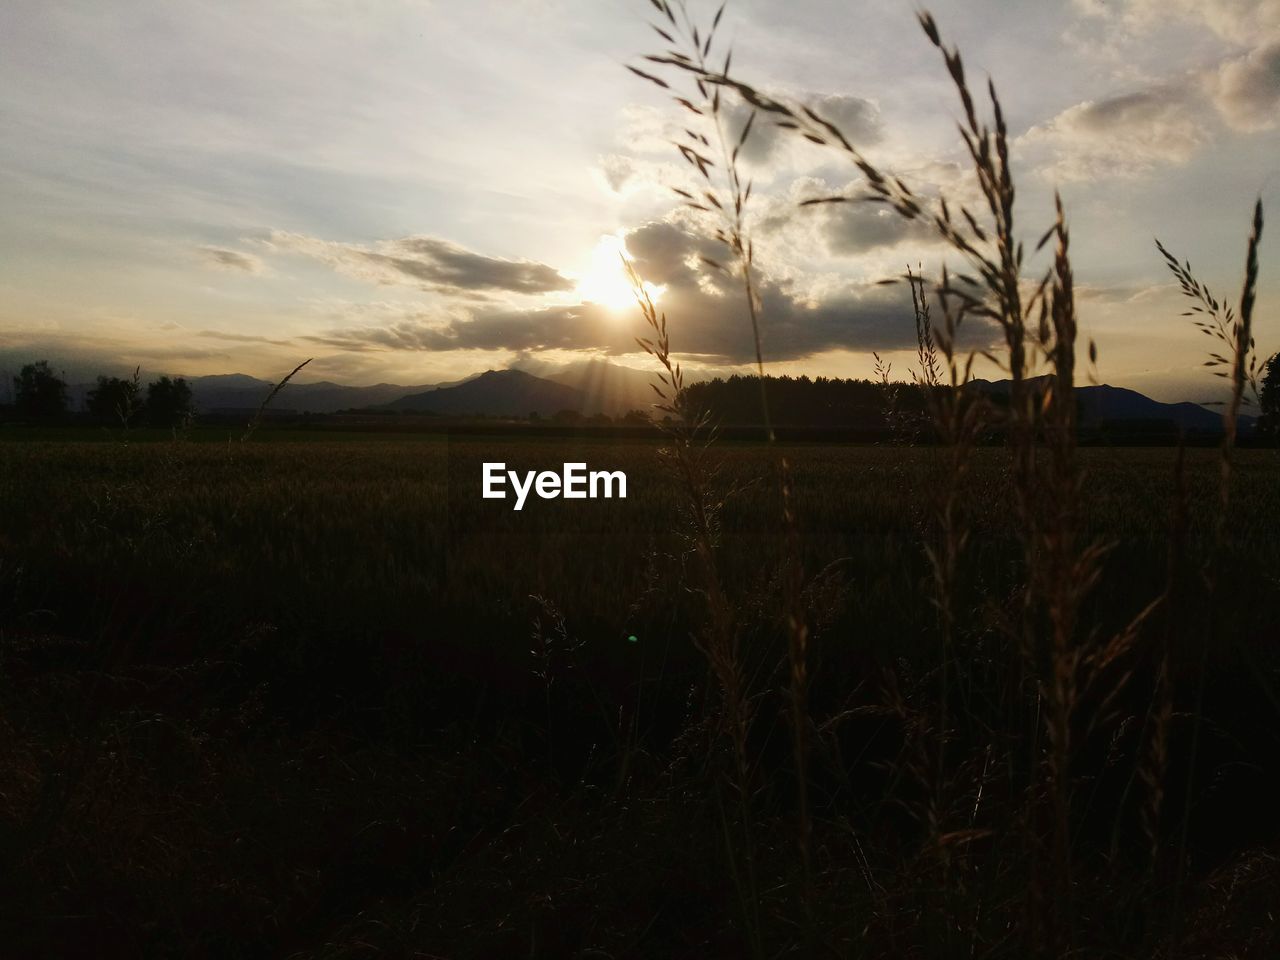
[576,233,664,310]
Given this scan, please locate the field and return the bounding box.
[2,432,1280,957]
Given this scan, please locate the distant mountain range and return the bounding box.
[169,358,656,417]
[968,378,1251,433]
[63,360,1240,431]
[384,369,585,417]
[383,361,655,418]
[198,375,442,414]
[144,374,440,415]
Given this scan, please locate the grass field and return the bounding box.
[6,433,1276,654]
[2,432,1279,957]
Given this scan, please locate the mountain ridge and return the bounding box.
[384,369,587,417]
[65,363,1242,428]
[968,377,1250,432]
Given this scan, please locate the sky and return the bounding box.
[1,0,1278,403]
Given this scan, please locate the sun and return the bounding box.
[576,233,664,311]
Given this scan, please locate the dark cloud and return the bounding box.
[300,335,383,353]
[821,200,937,254]
[1069,89,1189,130]
[754,176,944,254]
[197,329,295,346]
[810,93,884,143]
[265,231,574,295]
[310,220,988,363]
[200,246,265,273]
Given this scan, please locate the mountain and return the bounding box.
[186,374,272,412]
[186,375,441,414]
[1075,384,1236,432]
[59,363,1250,431]
[534,357,655,416]
[969,378,1250,433]
[181,361,651,418]
[384,369,586,417]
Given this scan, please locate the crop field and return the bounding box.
[4,434,1277,633]
[2,433,1280,957]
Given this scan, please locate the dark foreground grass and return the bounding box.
[1,435,1279,957]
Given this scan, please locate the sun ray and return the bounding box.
[575,233,664,310]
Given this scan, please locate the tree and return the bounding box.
[146,376,194,428]
[1260,351,1280,439]
[14,360,69,418]
[86,367,142,428]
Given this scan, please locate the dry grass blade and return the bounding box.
[629,2,815,925]
[241,358,313,442]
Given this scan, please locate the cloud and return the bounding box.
[199,246,265,273]
[1069,0,1280,131]
[727,92,883,165]
[821,200,938,255]
[263,232,574,296]
[618,90,881,172]
[1075,0,1280,47]
[197,329,295,347]
[1019,87,1207,182]
[1192,0,1280,44]
[752,176,948,262]
[596,153,637,192]
[810,94,884,145]
[1187,0,1280,45]
[1212,40,1280,131]
[308,220,990,363]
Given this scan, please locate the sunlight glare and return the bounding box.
[576,233,664,310]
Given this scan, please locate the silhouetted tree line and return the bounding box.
[1262,352,1280,438]
[684,374,928,428]
[681,362,1280,438]
[6,360,194,427]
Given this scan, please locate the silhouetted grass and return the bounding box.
[626,1,1278,956]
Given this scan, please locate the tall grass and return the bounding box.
[629,260,766,950]
[240,358,313,443]
[630,2,1270,954]
[1156,200,1264,952]
[633,1,815,934]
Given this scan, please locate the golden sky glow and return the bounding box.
[0,1,1277,400]
[574,234,664,312]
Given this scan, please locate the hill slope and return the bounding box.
[385,369,586,417]
[186,375,441,414]
[970,378,1247,432]
[508,357,655,416]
